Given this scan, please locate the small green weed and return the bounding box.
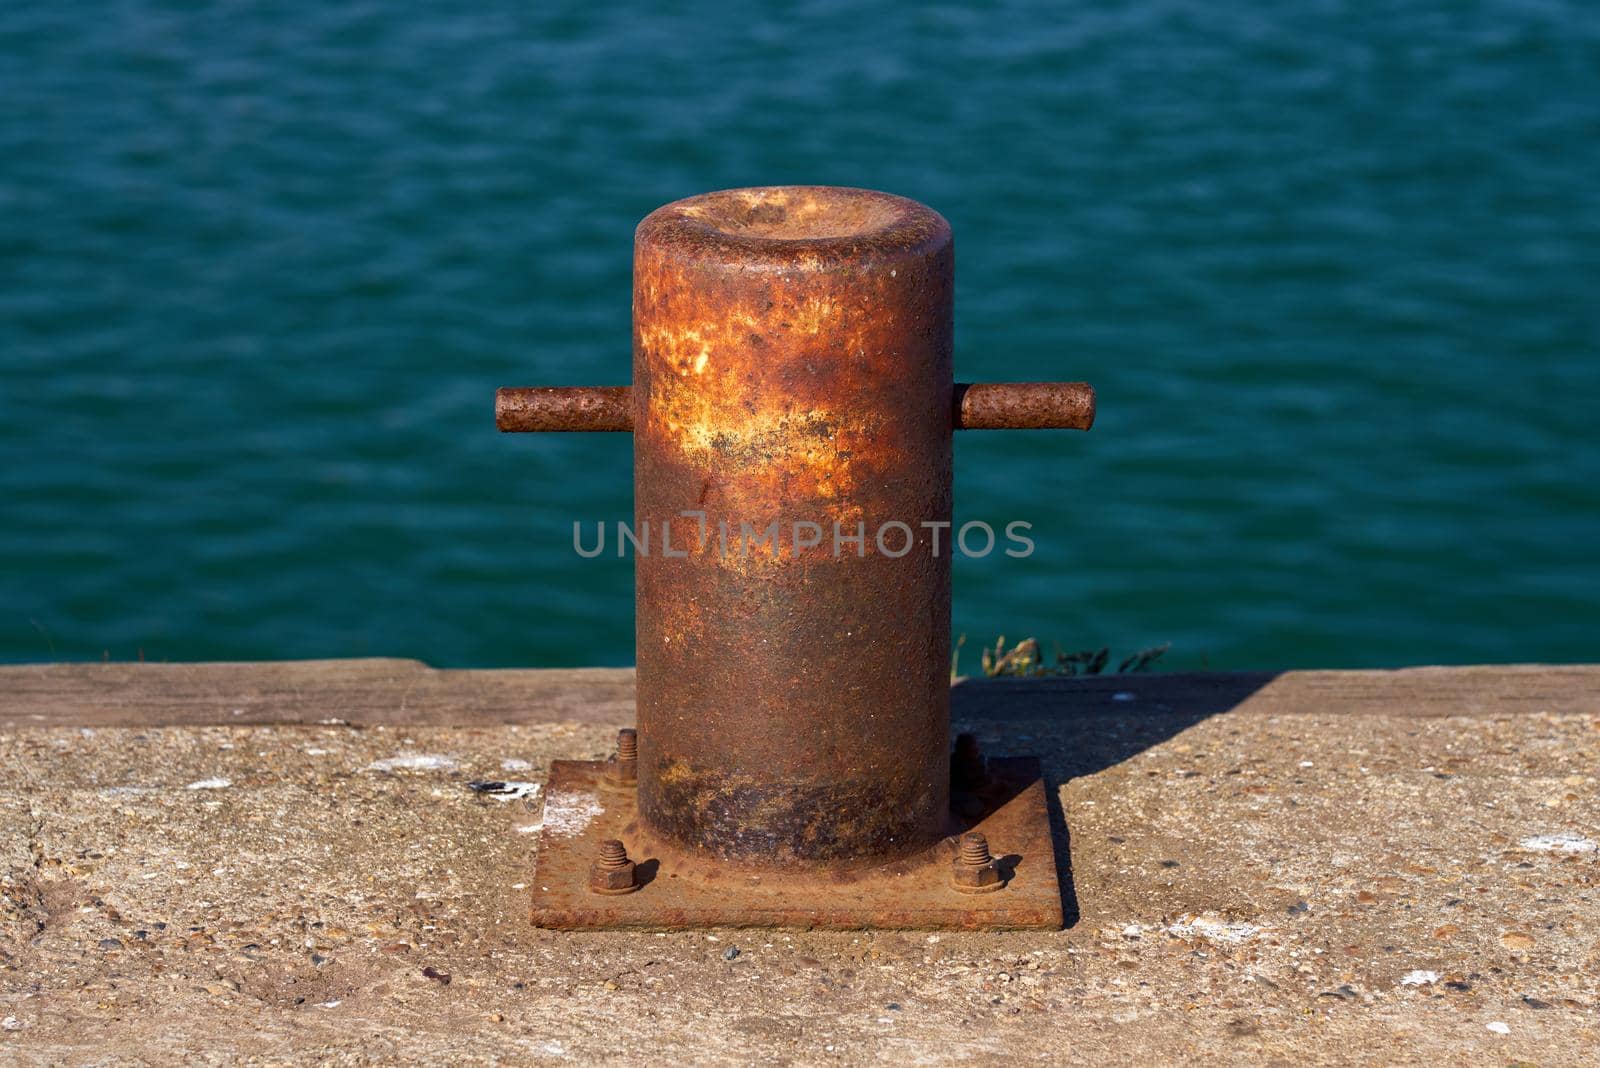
[951,635,1171,680]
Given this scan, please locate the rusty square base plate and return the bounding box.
[529,756,1063,930]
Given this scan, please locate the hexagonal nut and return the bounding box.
[603,756,637,785]
[589,860,638,895]
[951,860,1003,893]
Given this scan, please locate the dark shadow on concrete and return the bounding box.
[1042,784,1080,928]
[951,671,1281,929]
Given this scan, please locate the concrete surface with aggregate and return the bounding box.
[1,662,1596,1064]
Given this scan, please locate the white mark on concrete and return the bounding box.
[2,1016,22,1030]
[1298,760,1314,768]
[502,758,533,772]
[540,789,605,838]
[1122,924,1143,939]
[1486,1021,1510,1035]
[1399,970,1439,986]
[305,747,330,756]
[318,1000,341,1009]
[185,777,232,790]
[1519,832,1596,854]
[366,753,459,773]
[1167,914,1261,944]
[533,1040,566,1056]
[516,820,543,834]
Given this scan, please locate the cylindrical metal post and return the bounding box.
[497,186,1098,889]
[632,186,954,869]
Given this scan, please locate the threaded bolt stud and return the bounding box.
[959,832,992,866]
[605,728,638,787]
[951,831,1004,894]
[589,838,640,895]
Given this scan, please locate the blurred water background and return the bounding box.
[3,2,1597,669]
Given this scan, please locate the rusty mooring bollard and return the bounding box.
[500,186,1092,929]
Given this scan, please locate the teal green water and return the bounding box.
[3,3,1597,669]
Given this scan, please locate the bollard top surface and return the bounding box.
[636,185,950,270]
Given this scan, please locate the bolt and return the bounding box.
[951,831,1003,894]
[960,832,991,865]
[604,728,638,787]
[951,732,987,791]
[589,838,640,895]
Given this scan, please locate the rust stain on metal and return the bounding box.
[496,186,1094,927]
